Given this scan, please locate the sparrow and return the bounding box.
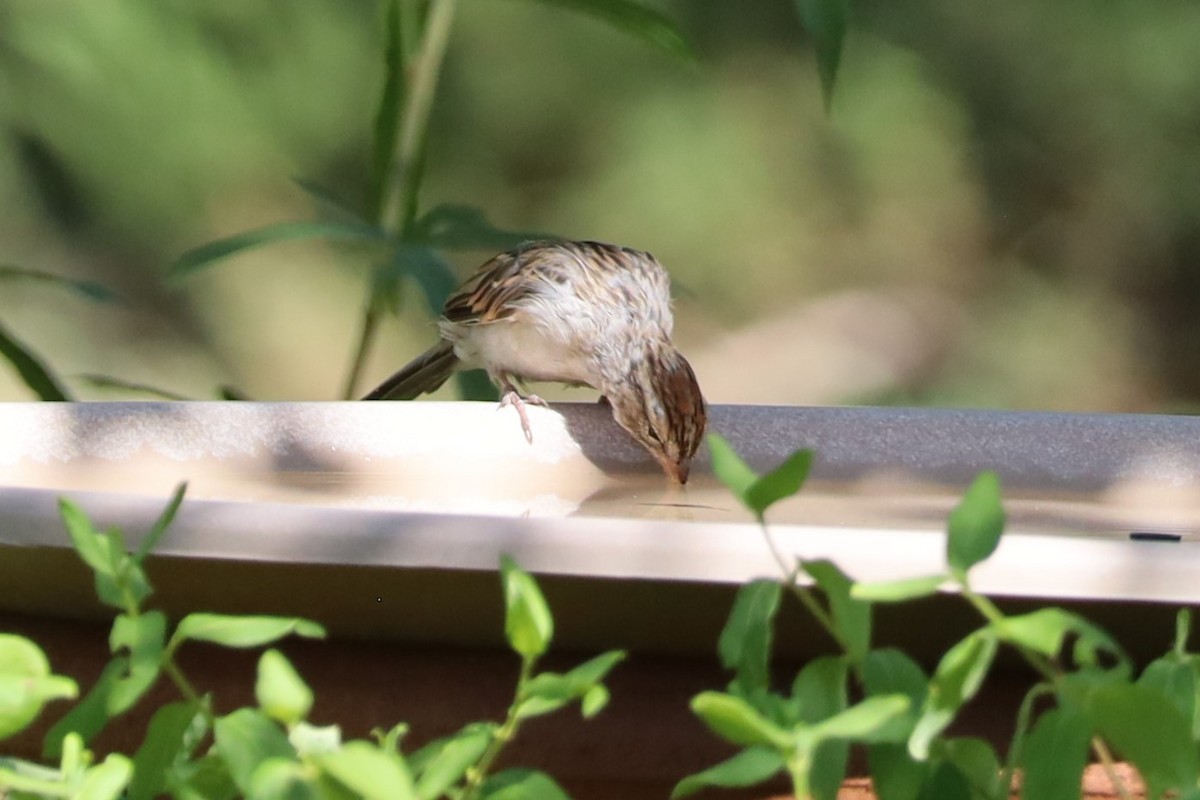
[363,240,707,483]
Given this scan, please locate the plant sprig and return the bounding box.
[0,485,622,800]
[684,432,1196,800]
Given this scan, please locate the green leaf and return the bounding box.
[1020,709,1091,800]
[256,650,313,727]
[107,611,166,715]
[367,0,407,221]
[851,574,945,603]
[945,472,1005,580]
[862,649,928,706]
[0,263,120,303]
[562,649,625,689]
[60,730,85,776]
[58,503,138,609]
[0,319,70,400]
[810,695,911,743]
[170,221,389,279]
[515,676,580,719]
[1005,682,1055,794]
[371,244,458,318]
[516,650,625,718]
[923,761,972,800]
[802,559,871,663]
[247,758,318,800]
[168,752,238,800]
[523,0,695,60]
[940,737,1001,799]
[909,631,997,759]
[1055,668,1128,717]
[790,656,847,725]
[718,580,782,696]
[288,722,342,756]
[76,374,192,401]
[478,767,571,800]
[91,530,143,609]
[707,433,758,505]
[129,701,205,800]
[690,691,792,750]
[403,245,458,316]
[77,754,133,800]
[810,739,850,800]
[0,759,68,794]
[59,498,111,575]
[172,614,326,650]
[293,178,371,227]
[1089,683,1198,798]
[212,708,295,794]
[135,482,187,562]
[43,659,125,758]
[867,744,927,800]
[412,724,493,800]
[412,204,548,251]
[581,684,610,718]
[0,635,77,740]
[500,555,553,660]
[744,449,813,519]
[375,722,409,756]
[1139,657,1197,739]
[117,544,154,607]
[671,746,785,798]
[791,0,848,111]
[71,522,155,609]
[317,741,417,800]
[992,608,1127,670]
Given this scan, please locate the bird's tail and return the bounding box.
[362,341,460,400]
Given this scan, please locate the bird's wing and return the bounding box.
[442,241,560,325]
[441,240,670,325]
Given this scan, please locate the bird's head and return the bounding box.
[608,344,707,484]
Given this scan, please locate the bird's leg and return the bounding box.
[496,375,547,444]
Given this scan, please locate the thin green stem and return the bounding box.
[961,586,1056,681]
[116,564,142,620]
[1090,736,1135,800]
[759,518,851,656]
[787,753,811,800]
[381,0,456,232]
[161,660,201,706]
[342,0,458,399]
[462,656,535,800]
[999,683,1054,798]
[341,304,381,400]
[965,584,1133,800]
[161,657,217,730]
[791,584,844,649]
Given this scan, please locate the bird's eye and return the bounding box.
[645,426,663,444]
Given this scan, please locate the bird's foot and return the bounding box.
[498,390,548,444]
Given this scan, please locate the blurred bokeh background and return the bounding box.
[2,0,1199,411]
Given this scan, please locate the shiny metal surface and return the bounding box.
[2,402,1199,614]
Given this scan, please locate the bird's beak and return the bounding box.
[661,457,690,485]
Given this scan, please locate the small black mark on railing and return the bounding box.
[1129,531,1184,542]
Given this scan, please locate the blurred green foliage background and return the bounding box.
[2,0,1199,411]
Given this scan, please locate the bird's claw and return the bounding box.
[498,390,546,444]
